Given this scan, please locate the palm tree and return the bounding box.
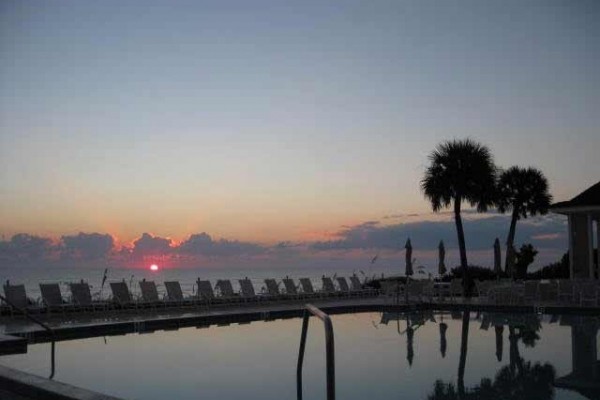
[496,167,552,273]
[422,139,497,295]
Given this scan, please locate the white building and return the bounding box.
[551,181,600,279]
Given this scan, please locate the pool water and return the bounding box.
[1,311,598,400]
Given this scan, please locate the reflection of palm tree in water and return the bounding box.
[457,311,470,396]
[429,316,554,400]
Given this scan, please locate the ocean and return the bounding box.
[0,263,404,301]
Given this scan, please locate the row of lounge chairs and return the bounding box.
[477,279,600,306]
[1,275,376,315]
[380,278,600,307]
[380,279,465,303]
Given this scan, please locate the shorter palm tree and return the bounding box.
[496,167,552,273]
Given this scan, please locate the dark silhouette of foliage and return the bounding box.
[446,265,504,293]
[428,361,556,400]
[448,265,502,281]
[422,139,497,296]
[496,167,551,272]
[514,244,538,279]
[527,252,570,280]
[517,325,541,349]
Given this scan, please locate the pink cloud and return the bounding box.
[531,233,563,241]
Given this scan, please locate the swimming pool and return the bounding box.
[0,310,597,400]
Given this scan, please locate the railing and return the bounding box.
[297,304,335,400]
[0,294,56,379]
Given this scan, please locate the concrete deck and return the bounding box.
[1,295,599,349]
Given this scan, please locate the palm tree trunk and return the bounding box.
[454,197,469,296]
[504,209,518,273]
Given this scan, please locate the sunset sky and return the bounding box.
[1,1,599,268]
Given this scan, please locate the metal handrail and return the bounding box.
[297,304,335,400]
[0,293,56,379]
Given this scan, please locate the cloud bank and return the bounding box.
[311,215,567,252]
[0,213,568,269]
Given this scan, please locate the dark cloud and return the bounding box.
[61,232,114,260]
[383,209,489,220]
[382,214,405,220]
[178,232,265,257]
[132,233,173,257]
[0,234,54,262]
[311,214,568,252]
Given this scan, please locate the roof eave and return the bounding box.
[550,205,600,215]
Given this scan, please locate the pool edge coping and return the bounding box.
[0,364,124,400]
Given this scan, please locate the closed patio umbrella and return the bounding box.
[438,240,446,276]
[405,239,413,277]
[494,238,502,276]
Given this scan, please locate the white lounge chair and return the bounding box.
[474,280,491,303]
[321,276,337,297]
[282,277,301,300]
[239,278,258,303]
[139,280,164,308]
[2,283,40,315]
[349,275,376,297]
[69,282,108,312]
[215,280,239,304]
[558,280,574,304]
[110,281,136,309]
[164,281,193,307]
[39,283,70,313]
[579,281,598,307]
[380,281,403,304]
[299,278,318,299]
[336,277,352,297]
[449,279,463,302]
[197,279,216,306]
[523,281,539,304]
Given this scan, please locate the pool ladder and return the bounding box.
[297,304,335,400]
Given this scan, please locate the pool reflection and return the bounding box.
[379,310,599,400]
[1,310,598,400]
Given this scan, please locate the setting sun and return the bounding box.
[150,264,159,271]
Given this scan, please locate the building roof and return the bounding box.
[551,180,600,213]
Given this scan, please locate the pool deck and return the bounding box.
[1,295,599,349]
[0,364,122,400]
